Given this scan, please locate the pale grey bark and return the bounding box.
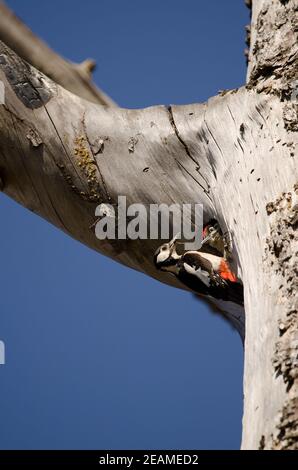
[0,0,297,450]
[242,0,298,450]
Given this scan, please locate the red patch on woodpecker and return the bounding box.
[219,260,238,283]
[202,226,209,238]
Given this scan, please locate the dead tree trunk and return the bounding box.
[0,0,297,449]
[242,0,298,449]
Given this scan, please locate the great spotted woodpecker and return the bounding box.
[201,219,232,259]
[153,229,243,306]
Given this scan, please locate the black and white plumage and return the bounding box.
[154,236,243,306]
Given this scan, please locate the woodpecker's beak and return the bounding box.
[168,232,180,248]
[153,233,181,269]
[201,232,212,245]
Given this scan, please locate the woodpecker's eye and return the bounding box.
[162,247,167,251]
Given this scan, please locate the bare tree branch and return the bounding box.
[0,1,116,106]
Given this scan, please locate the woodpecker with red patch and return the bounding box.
[154,235,243,305]
[201,219,232,259]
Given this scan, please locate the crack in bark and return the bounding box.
[7,57,89,195]
[203,112,225,162]
[227,104,237,128]
[174,158,211,196]
[9,61,91,199]
[43,104,87,190]
[167,105,212,200]
[82,112,111,203]
[9,112,44,210]
[237,137,245,154]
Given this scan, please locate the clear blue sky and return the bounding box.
[0,0,248,449]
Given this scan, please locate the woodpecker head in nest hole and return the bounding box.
[153,223,243,306]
